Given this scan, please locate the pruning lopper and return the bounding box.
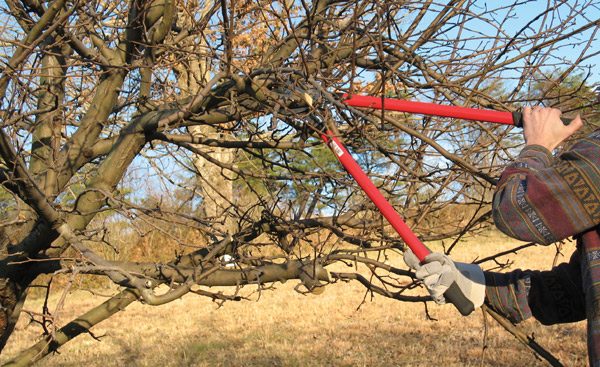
[341,94,572,127]
[313,93,571,315]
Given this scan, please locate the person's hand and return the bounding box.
[403,250,485,313]
[523,106,583,151]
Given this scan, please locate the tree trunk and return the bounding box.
[0,210,39,350]
[174,0,237,234]
[189,126,237,234]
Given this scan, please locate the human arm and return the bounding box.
[484,250,585,325]
[493,109,599,244]
[404,249,586,324]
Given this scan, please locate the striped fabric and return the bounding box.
[487,130,600,366]
[493,137,600,244]
[484,252,585,324]
[582,229,600,367]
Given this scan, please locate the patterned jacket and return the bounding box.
[487,130,600,366]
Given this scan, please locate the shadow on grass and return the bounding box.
[175,323,557,367]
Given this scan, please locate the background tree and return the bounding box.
[0,0,598,364]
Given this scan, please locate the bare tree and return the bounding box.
[0,0,598,364]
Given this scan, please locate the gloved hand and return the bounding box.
[404,250,486,314]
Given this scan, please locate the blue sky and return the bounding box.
[517,1,599,80]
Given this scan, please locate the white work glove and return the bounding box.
[404,250,486,314]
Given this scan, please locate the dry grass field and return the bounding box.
[0,231,587,366]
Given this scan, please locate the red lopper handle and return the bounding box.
[342,94,517,125]
[322,130,475,315]
[321,131,430,261]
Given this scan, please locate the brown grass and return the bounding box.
[0,231,587,366]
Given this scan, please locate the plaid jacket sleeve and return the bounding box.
[493,132,600,245]
[484,250,586,324]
